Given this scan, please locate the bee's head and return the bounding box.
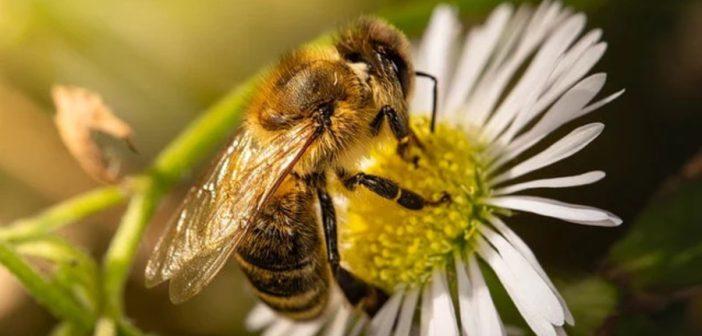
[335,17,414,103]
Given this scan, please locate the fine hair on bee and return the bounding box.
[144,15,447,322]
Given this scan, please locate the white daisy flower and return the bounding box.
[247,1,623,336]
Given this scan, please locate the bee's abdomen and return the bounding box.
[234,182,330,320]
[235,245,329,320]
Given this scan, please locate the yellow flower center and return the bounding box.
[338,117,492,292]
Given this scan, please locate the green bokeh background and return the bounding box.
[0,0,701,335]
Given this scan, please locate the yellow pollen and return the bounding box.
[337,117,491,292]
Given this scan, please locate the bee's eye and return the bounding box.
[389,59,400,76]
[375,46,409,97]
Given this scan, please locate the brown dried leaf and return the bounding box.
[682,149,702,180]
[52,85,135,184]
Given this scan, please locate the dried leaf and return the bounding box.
[52,85,135,183]
[682,149,702,180]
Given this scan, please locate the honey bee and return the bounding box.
[145,17,448,320]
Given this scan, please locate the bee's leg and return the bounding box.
[316,186,340,275]
[316,185,388,316]
[370,105,423,166]
[338,170,451,210]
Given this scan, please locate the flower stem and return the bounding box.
[0,185,127,242]
[101,177,162,318]
[0,241,94,331]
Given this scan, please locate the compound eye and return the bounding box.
[381,50,409,97]
[389,57,401,78]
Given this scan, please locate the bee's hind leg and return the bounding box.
[316,183,388,316]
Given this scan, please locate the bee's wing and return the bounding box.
[145,120,318,303]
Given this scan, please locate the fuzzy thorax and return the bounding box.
[338,117,492,292]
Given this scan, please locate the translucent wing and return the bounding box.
[145,120,318,303]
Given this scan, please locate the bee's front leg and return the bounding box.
[369,105,423,166]
[315,180,388,316]
[338,170,450,210]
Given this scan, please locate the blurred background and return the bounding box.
[0,0,701,335]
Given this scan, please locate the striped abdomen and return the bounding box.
[234,180,330,320]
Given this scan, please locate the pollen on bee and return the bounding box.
[336,116,492,292]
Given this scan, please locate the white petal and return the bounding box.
[289,320,324,336]
[487,215,575,324]
[445,3,513,117]
[487,195,622,226]
[263,319,294,336]
[246,303,276,331]
[491,123,604,185]
[468,254,506,336]
[580,88,625,115]
[460,4,536,127]
[465,1,566,127]
[420,284,432,336]
[479,226,564,325]
[455,252,479,336]
[484,13,586,142]
[370,289,405,336]
[536,43,607,116]
[556,326,568,336]
[393,287,420,336]
[456,252,505,336]
[491,78,621,170]
[550,28,602,84]
[498,42,607,146]
[427,270,460,336]
[475,237,558,336]
[493,73,606,166]
[411,5,461,117]
[493,171,605,195]
[323,306,352,336]
[498,28,606,145]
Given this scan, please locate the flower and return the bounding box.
[247,1,623,336]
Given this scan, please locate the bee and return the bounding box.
[145,17,448,320]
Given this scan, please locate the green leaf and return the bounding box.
[613,301,694,336]
[0,241,94,331]
[607,178,702,291]
[559,276,619,336]
[15,236,101,313]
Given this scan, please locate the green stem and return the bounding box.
[101,177,162,318]
[0,186,127,241]
[49,322,82,336]
[0,241,94,330]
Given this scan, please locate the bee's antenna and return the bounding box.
[414,71,438,133]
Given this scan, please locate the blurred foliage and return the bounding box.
[560,276,619,336]
[607,171,702,292]
[612,301,696,336]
